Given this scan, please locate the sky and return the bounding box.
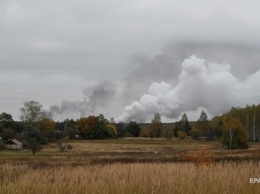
[1,0,260,122]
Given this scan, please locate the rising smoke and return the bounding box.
[49,81,116,120]
[117,55,260,122]
[48,42,260,122]
[122,42,260,109]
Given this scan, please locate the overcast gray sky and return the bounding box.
[1,0,260,122]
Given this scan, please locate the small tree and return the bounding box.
[11,122,25,135]
[0,112,14,128]
[191,127,200,140]
[27,138,42,155]
[115,122,128,137]
[20,101,47,125]
[77,116,96,139]
[126,121,141,137]
[174,113,191,137]
[24,127,47,154]
[139,127,151,138]
[210,116,224,138]
[106,124,117,138]
[222,117,249,149]
[150,113,164,138]
[195,110,210,138]
[39,118,55,133]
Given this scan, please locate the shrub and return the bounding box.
[177,131,188,140]
[179,146,214,167]
[191,128,200,140]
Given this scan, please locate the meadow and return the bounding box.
[1,138,260,194]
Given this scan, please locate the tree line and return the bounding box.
[1,100,259,152]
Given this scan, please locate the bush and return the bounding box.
[177,131,188,140]
[191,128,200,140]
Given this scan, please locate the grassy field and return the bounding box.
[1,138,260,164]
[1,138,260,193]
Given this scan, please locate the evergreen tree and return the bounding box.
[194,110,210,138]
[174,113,191,137]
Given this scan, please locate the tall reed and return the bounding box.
[0,162,259,194]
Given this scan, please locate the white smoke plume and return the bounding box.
[117,55,260,122]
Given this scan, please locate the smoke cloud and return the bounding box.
[49,81,116,120]
[117,55,260,122]
[123,42,260,107]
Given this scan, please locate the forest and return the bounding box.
[1,101,260,194]
[1,100,259,153]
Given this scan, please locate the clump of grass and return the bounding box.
[0,162,259,194]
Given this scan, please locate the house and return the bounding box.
[5,139,23,150]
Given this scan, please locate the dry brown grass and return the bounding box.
[0,162,260,194]
[1,139,260,165]
[1,139,260,193]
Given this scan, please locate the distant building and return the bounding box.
[5,139,23,150]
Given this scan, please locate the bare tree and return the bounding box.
[20,101,47,125]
